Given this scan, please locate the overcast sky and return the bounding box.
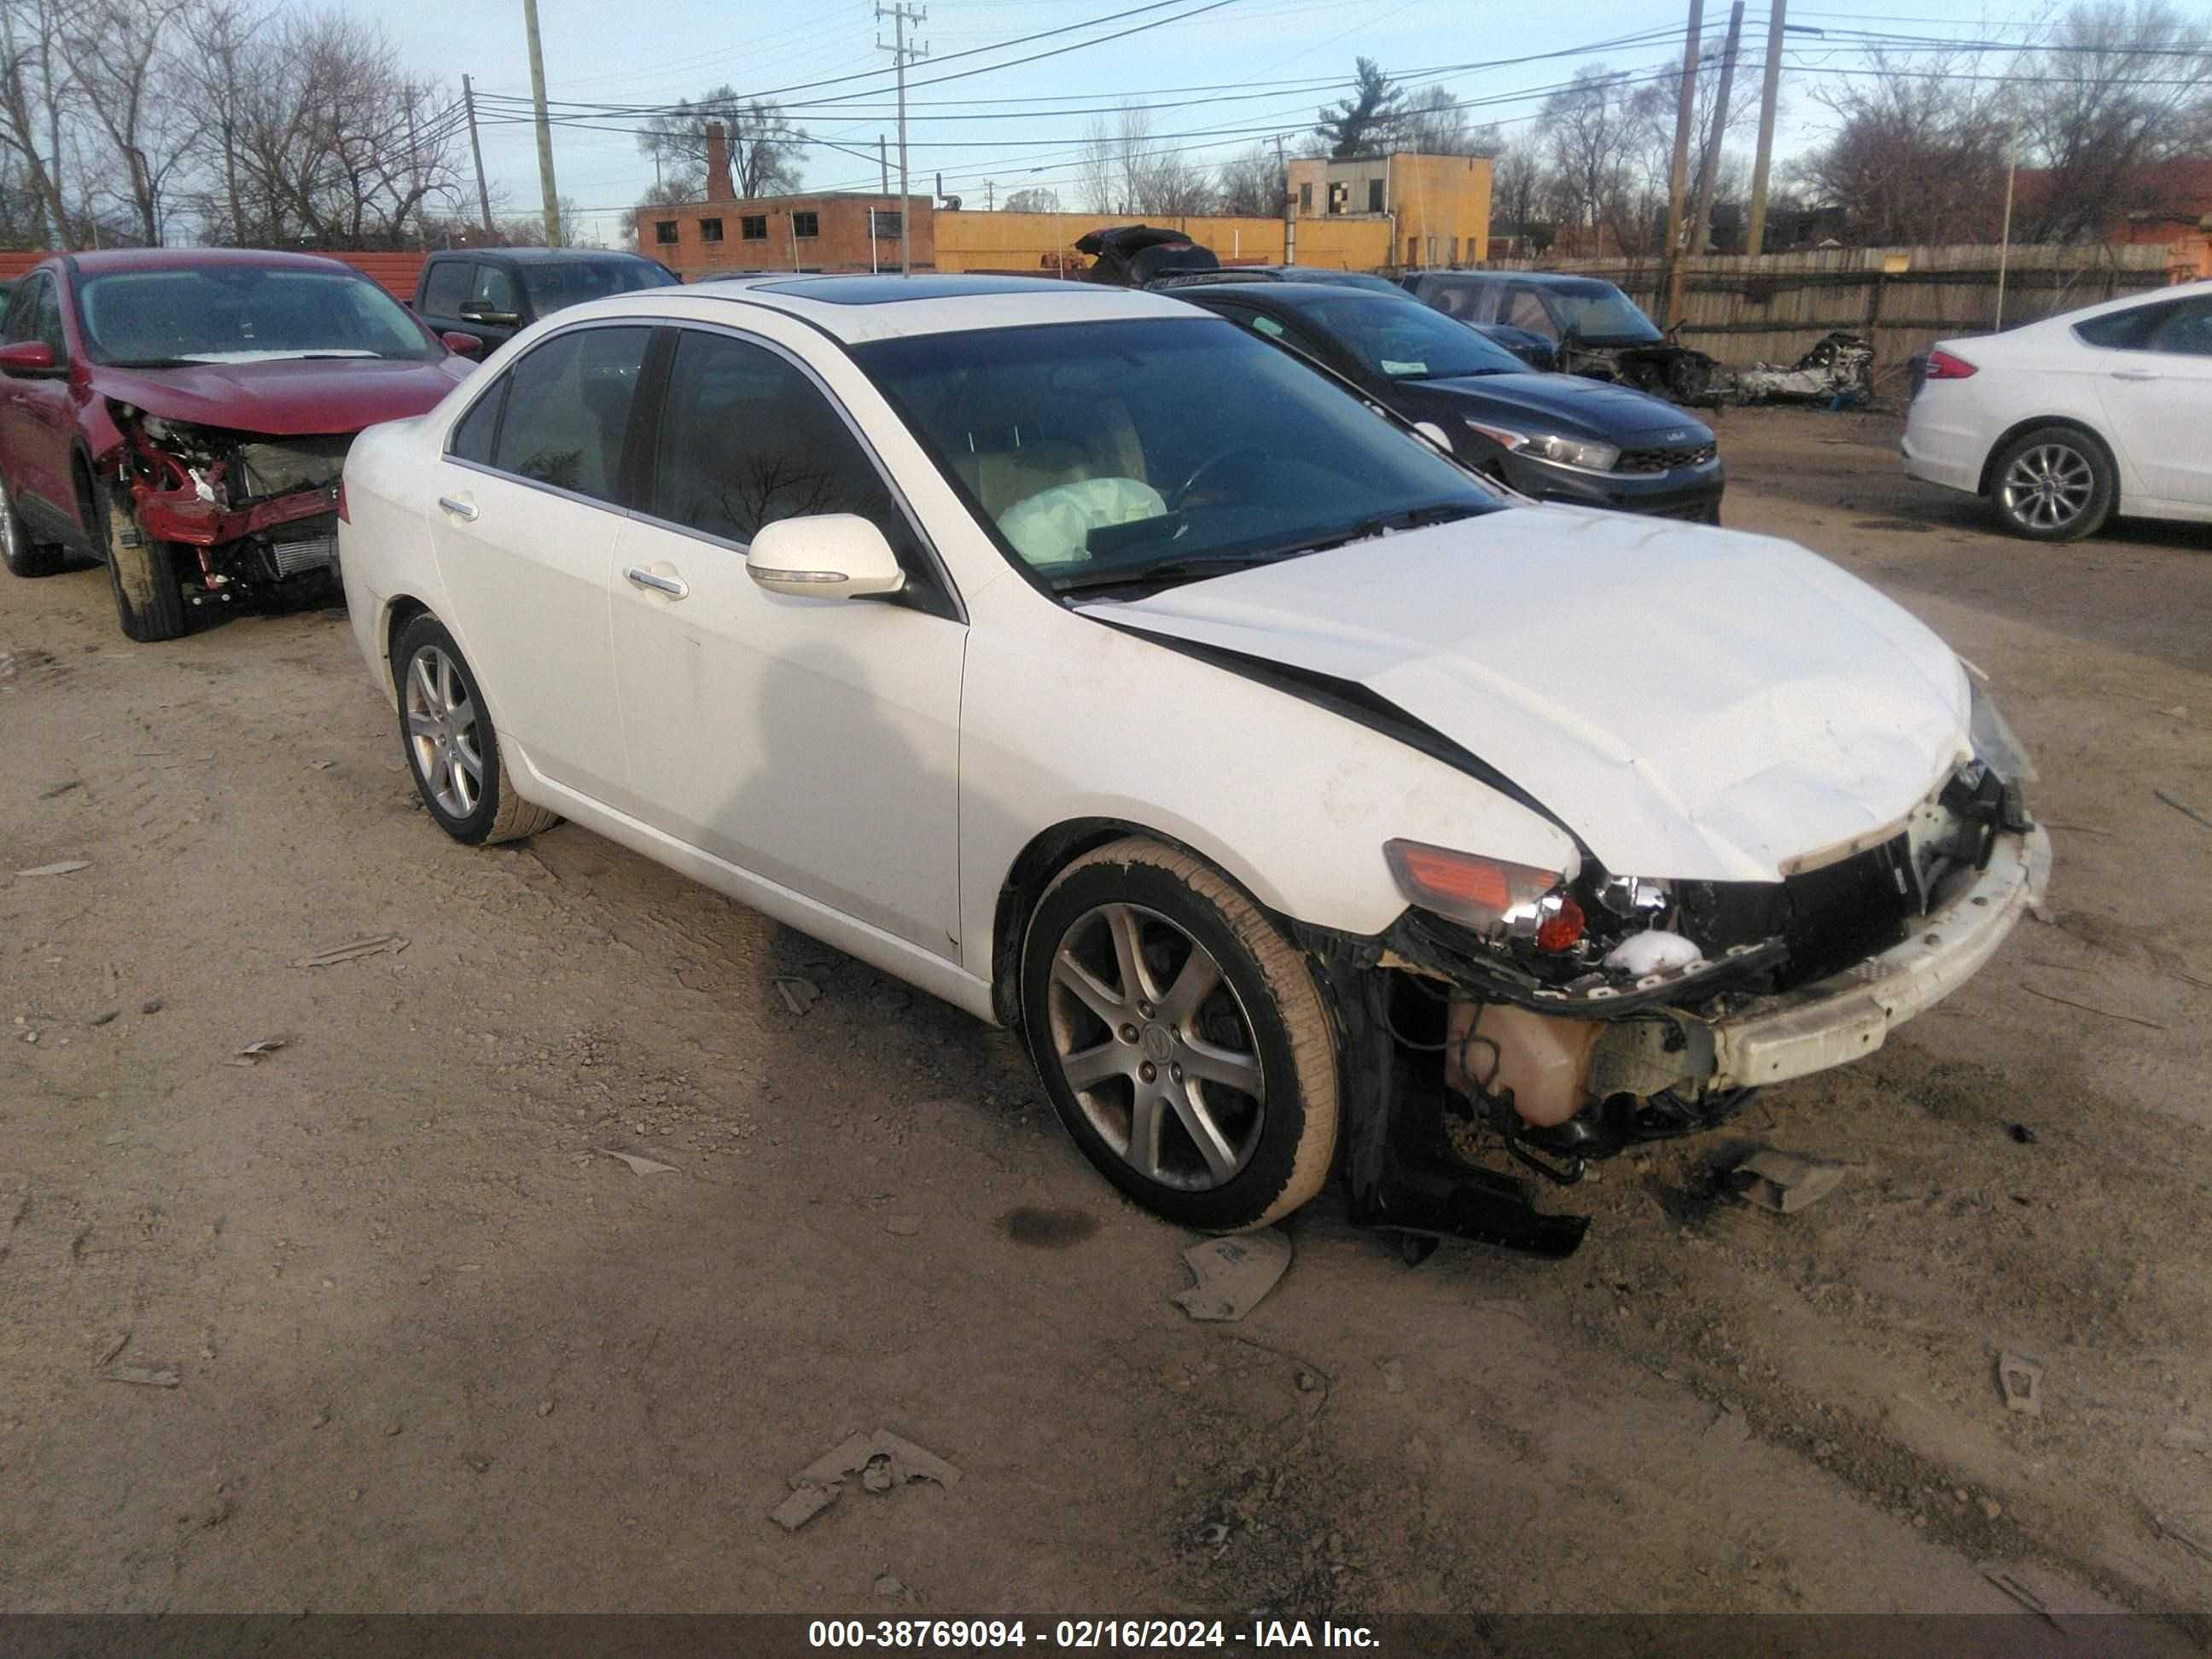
[385,0,2049,244]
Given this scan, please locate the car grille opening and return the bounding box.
[1615,441,1717,475]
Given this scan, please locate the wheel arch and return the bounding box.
[381,594,434,700]
[989,816,1286,1031]
[1977,415,2122,507]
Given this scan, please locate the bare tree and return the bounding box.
[1002,186,1059,212]
[1487,139,1548,245]
[637,86,806,200]
[1401,86,1471,154]
[1795,45,2012,243]
[0,0,78,244]
[1214,144,1283,217]
[1540,67,1641,251]
[63,0,207,244]
[1074,114,1116,214]
[2011,0,2212,242]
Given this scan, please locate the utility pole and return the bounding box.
[463,73,495,239]
[1274,133,1295,265]
[521,0,562,247]
[1662,0,1706,327]
[985,179,994,210]
[1994,157,2017,329]
[876,2,927,274]
[879,134,889,195]
[1685,1,1744,296]
[1744,0,1786,255]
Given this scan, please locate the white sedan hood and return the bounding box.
[1081,508,1970,882]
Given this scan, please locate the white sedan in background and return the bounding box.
[1903,278,2212,541]
[336,276,2045,1259]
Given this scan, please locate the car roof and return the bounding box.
[444,247,663,264]
[574,273,1205,342]
[62,247,370,276]
[1173,280,1407,311]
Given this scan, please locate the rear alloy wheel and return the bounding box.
[1991,426,2113,543]
[391,614,560,846]
[0,473,65,578]
[1022,837,1338,1231]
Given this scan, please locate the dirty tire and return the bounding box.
[0,471,65,578]
[1021,836,1338,1232]
[390,614,561,847]
[1988,424,2114,544]
[99,487,187,642]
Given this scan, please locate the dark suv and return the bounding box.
[1402,270,1719,403]
[413,248,678,352]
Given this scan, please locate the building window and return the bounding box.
[699,218,724,244]
[870,209,902,238]
[742,215,769,241]
[1406,236,1418,265]
[654,219,678,246]
[1298,183,1312,211]
[792,211,819,239]
[1368,178,1385,212]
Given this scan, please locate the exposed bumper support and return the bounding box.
[132,480,342,549]
[1703,825,2047,1090]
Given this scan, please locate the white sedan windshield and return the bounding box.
[854,317,1501,589]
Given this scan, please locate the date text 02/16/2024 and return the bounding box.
[806,1620,1381,1649]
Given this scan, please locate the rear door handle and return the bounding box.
[436,495,479,521]
[2110,369,2162,381]
[624,566,688,598]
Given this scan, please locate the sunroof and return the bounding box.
[751,274,1088,305]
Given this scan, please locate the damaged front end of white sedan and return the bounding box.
[1088,518,2050,1260]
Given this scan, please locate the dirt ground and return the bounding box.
[3,407,2209,1629]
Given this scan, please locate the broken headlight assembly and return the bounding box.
[1965,669,2037,785]
[1382,839,1586,953]
[1461,421,1621,476]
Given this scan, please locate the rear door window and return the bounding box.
[421,260,473,317]
[486,325,651,504]
[470,265,521,317]
[2143,297,2212,358]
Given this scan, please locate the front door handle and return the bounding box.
[624,565,688,598]
[2110,369,2162,381]
[436,495,479,521]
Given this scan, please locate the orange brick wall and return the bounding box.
[639,195,934,279]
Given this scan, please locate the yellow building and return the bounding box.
[933,209,1394,275]
[1285,152,1493,269]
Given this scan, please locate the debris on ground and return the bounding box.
[1726,1148,1849,1214]
[598,1149,680,1177]
[884,1214,921,1237]
[1998,1352,2046,1417]
[2154,789,2212,834]
[1377,1357,1406,1395]
[2163,1425,2209,1452]
[1170,1229,1292,1323]
[38,781,81,800]
[873,1574,905,1598]
[293,934,410,969]
[771,1428,963,1532]
[100,1365,181,1388]
[225,1037,289,1068]
[772,976,821,1016]
[2008,1123,2038,1144]
[2021,984,2166,1030]
[1723,332,1876,409]
[87,1010,118,1027]
[95,1330,132,1368]
[1980,1563,2064,1631]
[15,860,90,878]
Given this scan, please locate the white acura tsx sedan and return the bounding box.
[337,275,2047,1258]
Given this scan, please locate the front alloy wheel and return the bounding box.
[1022,837,1338,1231]
[1992,426,2113,543]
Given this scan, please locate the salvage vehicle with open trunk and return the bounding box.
[0,249,479,641]
[335,275,2047,1259]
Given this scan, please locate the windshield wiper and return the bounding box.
[1050,552,1282,595]
[1267,500,1488,557]
[108,357,192,369]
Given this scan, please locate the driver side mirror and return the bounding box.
[0,341,58,377]
[746,515,906,600]
[440,331,484,358]
[1412,421,1453,455]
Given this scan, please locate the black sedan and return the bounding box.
[1173,282,1723,521]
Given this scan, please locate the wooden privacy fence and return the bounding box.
[1489,244,2176,373]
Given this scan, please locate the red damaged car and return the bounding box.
[0,248,479,642]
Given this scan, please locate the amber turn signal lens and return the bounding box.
[1535,895,1586,952]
